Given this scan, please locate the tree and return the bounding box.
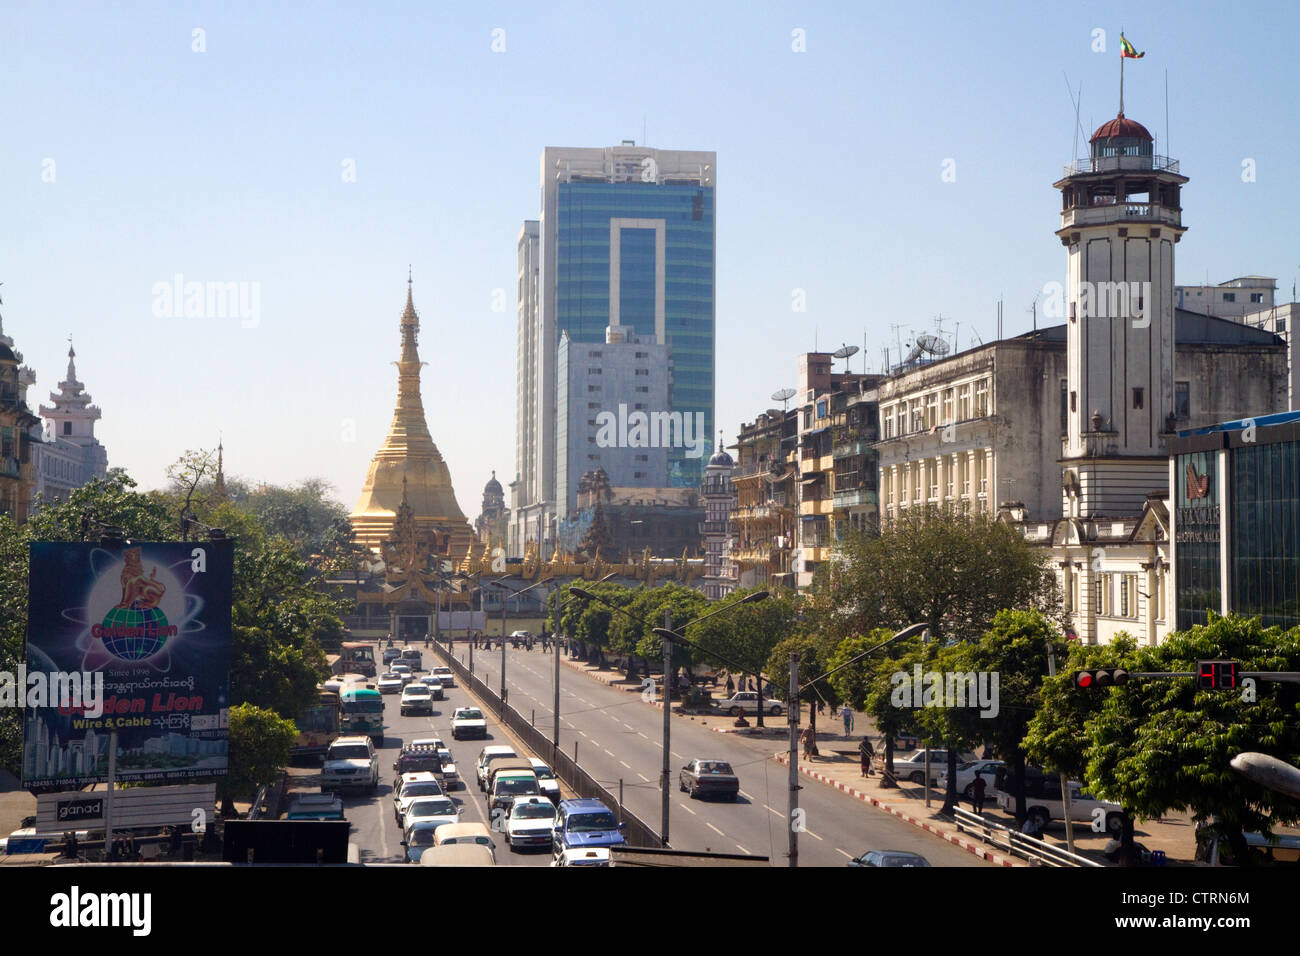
[694,587,799,725]
[829,627,924,776]
[819,507,1063,800]
[217,703,298,818]
[766,632,841,737]
[166,448,218,539]
[1027,614,1300,865]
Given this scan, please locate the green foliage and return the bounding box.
[217,702,298,810]
[693,586,799,682]
[1027,615,1300,857]
[766,631,842,711]
[817,506,1063,645]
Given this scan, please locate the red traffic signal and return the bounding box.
[1072,669,1128,690]
[1197,660,1238,690]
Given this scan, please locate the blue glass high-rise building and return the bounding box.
[511,144,716,557]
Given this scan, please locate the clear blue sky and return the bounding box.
[3,1,1296,513]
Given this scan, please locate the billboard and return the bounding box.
[22,541,234,787]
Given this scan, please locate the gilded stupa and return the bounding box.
[349,276,474,557]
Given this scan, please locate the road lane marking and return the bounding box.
[620,761,631,769]
[622,722,635,729]
[835,848,854,859]
[578,731,587,737]
[736,844,751,855]
[637,773,650,782]
[637,732,649,739]
[739,790,752,799]
[806,830,824,841]
[765,805,782,818]
[681,805,697,815]
[671,751,682,759]
[706,822,725,836]
[605,749,616,757]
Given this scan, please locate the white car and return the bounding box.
[377,673,404,695]
[431,666,455,688]
[320,736,380,793]
[529,758,561,802]
[505,796,557,851]
[996,780,1129,836]
[476,746,518,789]
[402,795,462,843]
[892,749,977,785]
[417,675,445,700]
[391,663,414,686]
[551,847,610,867]
[393,772,445,827]
[936,759,1006,798]
[400,684,433,716]
[452,707,488,740]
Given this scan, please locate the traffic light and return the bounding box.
[1197,660,1238,690]
[1072,669,1129,690]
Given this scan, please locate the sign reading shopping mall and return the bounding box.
[21,541,233,788]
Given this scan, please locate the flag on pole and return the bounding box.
[1120,34,1144,59]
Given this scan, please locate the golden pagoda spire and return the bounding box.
[349,275,474,555]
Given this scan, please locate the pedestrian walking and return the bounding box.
[839,704,854,737]
[859,737,875,777]
[971,771,987,813]
[802,725,818,760]
[725,674,735,697]
[816,698,826,716]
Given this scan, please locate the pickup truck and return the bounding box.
[285,793,346,821]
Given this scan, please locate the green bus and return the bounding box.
[340,686,385,746]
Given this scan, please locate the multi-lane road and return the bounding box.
[453,641,990,867]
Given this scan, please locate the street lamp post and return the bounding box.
[783,621,928,867]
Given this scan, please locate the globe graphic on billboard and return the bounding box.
[95,546,175,662]
[99,604,172,660]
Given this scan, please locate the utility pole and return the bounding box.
[788,650,800,868]
[661,607,672,847]
[1046,641,1076,854]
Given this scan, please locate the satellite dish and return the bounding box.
[916,333,950,356]
[902,342,924,364]
[832,344,860,374]
[771,387,796,411]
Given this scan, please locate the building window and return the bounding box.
[1250,292,1264,303]
[942,388,954,424]
[635,369,649,376]
[635,351,648,358]
[588,385,601,393]
[925,393,938,429]
[1222,292,1236,303]
[634,403,646,410]
[635,454,648,461]
[589,350,603,358]
[634,472,645,478]
[974,379,989,417]
[1060,380,1068,433]
[1071,390,1077,413]
[957,384,971,420]
[588,367,602,374]
[635,386,648,393]
[1120,575,1130,617]
[1175,381,1190,420]
[63,421,72,436]
[1132,387,1144,409]
[588,402,600,410]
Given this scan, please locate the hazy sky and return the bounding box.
[4,1,1297,515]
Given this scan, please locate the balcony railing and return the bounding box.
[833,488,878,509]
[1060,201,1182,229]
[833,439,872,459]
[701,520,729,534]
[0,457,20,479]
[1062,154,1179,177]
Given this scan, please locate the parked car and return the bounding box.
[504,797,557,851]
[400,684,434,717]
[453,707,488,740]
[320,736,380,794]
[529,758,561,802]
[551,798,626,856]
[430,666,455,688]
[892,749,977,785]
[995,779,1129,836]
[936,759,1006,798]
[846,850,931,867]
[377,672,404,695]
[679,759,740,801]
[717,692,783,717]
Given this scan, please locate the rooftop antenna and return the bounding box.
[832,343,859,375]
[1064,73,1084,163]
[889,323,904,367]
[1164,69,1170,158]
[771,387,796,412]
[1027,292,1039,332]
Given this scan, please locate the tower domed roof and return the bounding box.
[1090,113,1153,143]
[484,470,503,494]
[708,448,734,467]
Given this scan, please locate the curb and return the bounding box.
[774,753,1019,868]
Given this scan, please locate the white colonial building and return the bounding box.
[32,342,108,508]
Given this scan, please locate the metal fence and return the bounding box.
[431,639,663,849]
[951,807,1102,867]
